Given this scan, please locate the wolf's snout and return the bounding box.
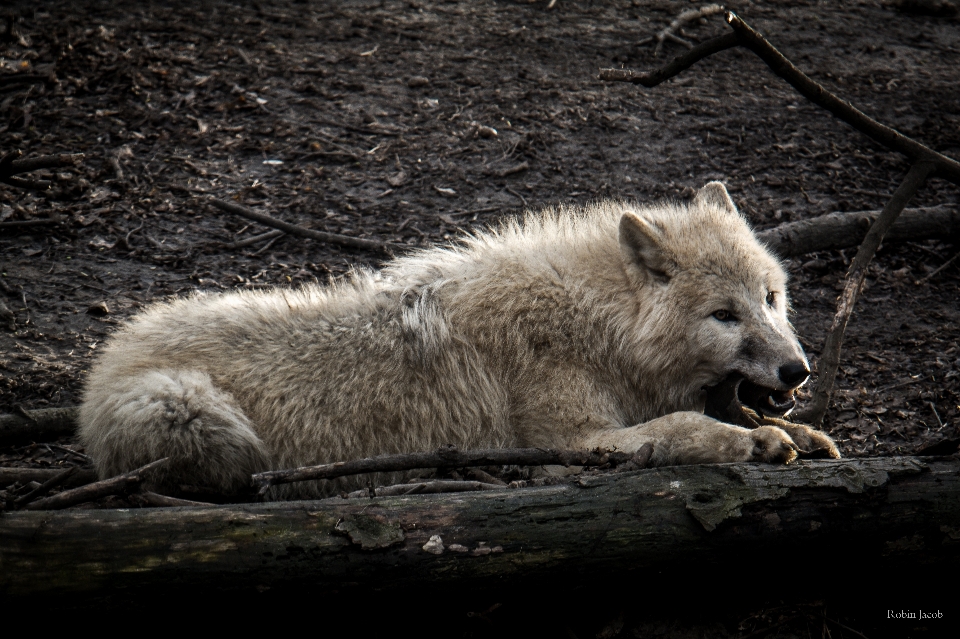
[778,361,810,387]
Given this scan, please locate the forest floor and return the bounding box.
[1,0,959,636]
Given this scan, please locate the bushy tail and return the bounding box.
[79,369,270,494]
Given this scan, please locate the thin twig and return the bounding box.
[210,198,400,254]
[344,480,506,498]
[797,162,935,424]
[13,466,80,508]
[915,250,960,285]
[221,229,285,250]
[0,466,97,489]
[25,458,168,510]
[0,218,63,230]
[636,4,725,57]
[130,490,215,508]
[600,32,739,86]
[0,151,85,191]
[252,444,653,496]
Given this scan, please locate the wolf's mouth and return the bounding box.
[704,373,797,428]
[736,378,796,417]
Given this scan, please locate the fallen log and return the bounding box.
[3,456,959,599]
[0,406,79,445]
[0,466,96,489]
[757,205,959,258]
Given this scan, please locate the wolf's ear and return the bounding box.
[619,212,674,284]
[693,182,738,215]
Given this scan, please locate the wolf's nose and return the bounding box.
[779,361,810,387]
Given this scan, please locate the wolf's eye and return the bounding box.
[712,309,736,322]
[766,291,777,306]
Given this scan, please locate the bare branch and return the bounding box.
[210,198,400,254]
[723,12,960,187]
[0,467,96,489]
[252,444,653,495]
[221,229,285,250]
[24,458,168,511]
[638,4,726,57]
[13,467,80,508]
[795,162,936,425]
[344,480,507,498]
[0,152,84,191]
[600,32,739,86]
[129,491,215,508]
[0,217,63,230]
[601,12,960,187]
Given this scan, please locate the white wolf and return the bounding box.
[79,183,838,498]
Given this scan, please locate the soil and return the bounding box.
[1,0,959,634]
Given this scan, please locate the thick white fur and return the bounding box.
[79,183,838,498]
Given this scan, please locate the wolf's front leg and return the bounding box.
[579,412,798,465]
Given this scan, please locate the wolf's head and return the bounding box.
[619,182,809,417]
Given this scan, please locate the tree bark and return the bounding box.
[757,205,959,258]
[3,457,959,598]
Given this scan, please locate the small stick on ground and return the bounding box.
[222,229,285,250]
[344,480,505,498]
[0,217,63,230]
[0,151,84,191]
[13,466,80,508]
[130,491,215,508]
[25,458,168,510]
[796,162,936,424]
[915,250,960,285]
[636,4,725,57]
[210,198,400,254]
[252,445,652,496]
[0,467,97,489]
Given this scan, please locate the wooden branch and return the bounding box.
[0,406,79,445]
[0,151,84,191]
[344,479,507,498]
[13,466,80,508]
[221,228,285,250]
[756,205,959,257]
[210,198,400,254]
[796,162,935,424]
[600,12,960,187]
[0,467,96,489]
[129,491,215,508]
[252,445,653,496]
[24,458,168,511]
[0,217,63,230]
[600,32,739,86]
[3,457,957,598]
[636,4,725,57]
[723,13,960,187]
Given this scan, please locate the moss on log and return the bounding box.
[2,457,959,598]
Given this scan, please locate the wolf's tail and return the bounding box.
[78,369,270,494]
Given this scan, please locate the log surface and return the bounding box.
[2,457,958,597]
[757,205,959,257]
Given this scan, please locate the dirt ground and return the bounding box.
[1,0,959,634]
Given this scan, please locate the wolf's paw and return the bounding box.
[778,423,841,459]
[749,426,799,464]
